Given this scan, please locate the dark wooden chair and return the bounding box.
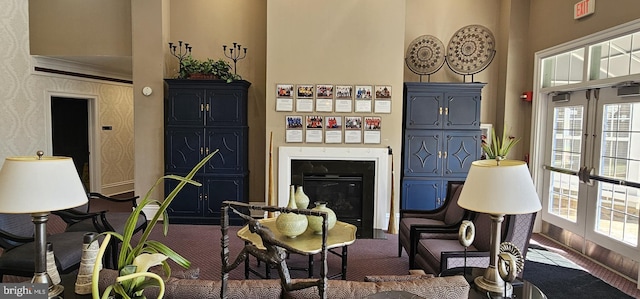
[53,192,146,268]
[0,213,89,281]
[398,181,469,268]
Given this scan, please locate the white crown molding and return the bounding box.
[32,55,133,82]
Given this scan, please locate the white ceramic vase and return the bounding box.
[294,185,310,209]
[276,185,308,238]
[307,201,337,234]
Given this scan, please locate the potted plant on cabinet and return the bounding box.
[178,56,241,83]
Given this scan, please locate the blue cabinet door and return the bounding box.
[401,179,445,210]
[205,87,248,126]
[165,128,205,173]
[165,177,203,218]
[165,88,205,126]
[404,130,442,177]
[202,175,247,219]
[204,128,248,173]
[443,92,481,130]
[405,91,443,129]
[443,131,482,176]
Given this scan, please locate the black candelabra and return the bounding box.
[222,42,247,75]
[169,41,192,76]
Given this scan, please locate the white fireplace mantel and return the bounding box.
[278,146,390,230]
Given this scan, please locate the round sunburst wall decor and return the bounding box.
[405,35,446,77]
[446,24,496,75]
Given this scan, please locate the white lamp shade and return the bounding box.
[457,159,541,215]
[0,156,88,213]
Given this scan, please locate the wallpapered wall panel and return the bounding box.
[0,0,134,192]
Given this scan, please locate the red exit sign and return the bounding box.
[574,0,595,19]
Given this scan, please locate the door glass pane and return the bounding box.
[595,102,640,246]
[548,106,584,222]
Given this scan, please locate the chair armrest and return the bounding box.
[88,192,140,207]
[440,251,490,272]
[0,230,34,245]
[52,209,107,232]
[400,208,447,221]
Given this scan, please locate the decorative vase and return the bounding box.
[276,185,308,238]
[294,185,310,209]
[307,201,337,234]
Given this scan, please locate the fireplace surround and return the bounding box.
[278,147,390,232]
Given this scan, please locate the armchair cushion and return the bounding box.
[0,231,88,277]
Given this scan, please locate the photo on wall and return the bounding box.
[277,84,294,97]
[336,85,354,98]
[285,115,303,143]
[375,85,392,99]
[355,85,373,99]
[316,84,334,98]
[297,84,314,98]
[345,116,362,144]
[325,116,342,144]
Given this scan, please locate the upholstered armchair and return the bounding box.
[0,213,88,281]
[53,192,146,268]
[398,181,468,268]
[414,212,536,277]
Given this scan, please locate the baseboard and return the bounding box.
[101,180,134,196]
[142,205,162,221]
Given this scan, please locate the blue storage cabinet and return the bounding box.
[401,82,484,210]
[164,79,251,224]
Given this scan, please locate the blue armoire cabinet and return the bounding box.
[164,79,251,224]
[401,82,485,210]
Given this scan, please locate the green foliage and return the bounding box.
[481,125,520,159]
[95,150,219,299]
[178,56,242,83]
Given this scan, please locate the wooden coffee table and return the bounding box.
[237,218,357,280]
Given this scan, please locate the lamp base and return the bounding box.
[473,273,513,298]
[48,284,64,298]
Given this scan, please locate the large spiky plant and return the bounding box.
[92,150,218,299]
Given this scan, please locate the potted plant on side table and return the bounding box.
[91,150,219,299]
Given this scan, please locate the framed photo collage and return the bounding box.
[277,83,390,144]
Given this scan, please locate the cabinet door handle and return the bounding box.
[205,147,210,155]
[438,151,442,158]
[206,103,210,112]
[200,147,204,155]
[200,103,204,112]
[439,107,443,115]
[204,194,208,201]
[444,107,449,115]
[443,151,447,158]
[199,194,203,201]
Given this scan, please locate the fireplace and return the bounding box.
[278,147,390,237]
[291,160,375,238]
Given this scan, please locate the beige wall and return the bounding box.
[266,0,406,210]
[29,0,131,56]
[168,0,267,204]
[1,0,134,196]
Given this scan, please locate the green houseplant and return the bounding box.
[481,125,520,160]
[91,150,219,299]
[178,56,241,83]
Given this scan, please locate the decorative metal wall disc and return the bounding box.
[405,35,446,76]
[446,24,496,75]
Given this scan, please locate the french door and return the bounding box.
[542,86,640,257]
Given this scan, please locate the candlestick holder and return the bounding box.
[169,40,192,76]
[222,42,247,75]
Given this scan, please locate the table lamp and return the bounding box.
[457,159,541,297]
[0,151,88,298]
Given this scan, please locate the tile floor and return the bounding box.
[530,234,640,298]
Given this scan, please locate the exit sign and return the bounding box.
[574,0,595,19]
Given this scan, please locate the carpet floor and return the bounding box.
[3,215,637,298]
